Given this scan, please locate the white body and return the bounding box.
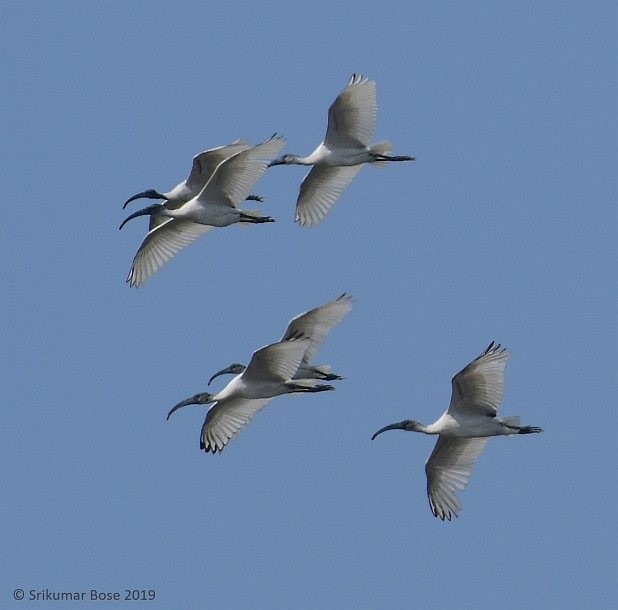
[271,74,412,227]
[169,337,333,453]
[373,342,542,520]
[162,140,253,203]
[123,135,285,287]
[211,340,312,402]
[209,293,353,383]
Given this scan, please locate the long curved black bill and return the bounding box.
[166,397,200,421]
[208,365,238,386]
[118,204,160,230]
[122,190,165,209]
[371,422,406,441]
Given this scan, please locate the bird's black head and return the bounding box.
[189,392,213,405]
[166,392,213,420]
[208,363,247,385]
[268,154,295,167]
[371,419,420,440]
[118,203,163,230]
[123,189,167,209]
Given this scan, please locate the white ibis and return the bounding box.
[122,139,263,209]
[167,334,334,453]
[119,135,285,287]
[372,342,542,520]
[269,74,414,227]
[208,293,353,385]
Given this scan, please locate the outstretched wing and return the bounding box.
[243,338,310,384]
[281,293,353,364]
[295,165,362,227]
[198,135,285,207]
[425,436,489,520]
[200,397,272,453]
[448,342,510,417]
[126,219,214,287]
[325,74,377,149]
[186,140,252,191]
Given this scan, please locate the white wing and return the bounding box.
[325,74,377,149]
[448,342,510,417]
[281,293,353,364]
[425,436,489,520]
[198,135,285,208]
[127,218,214,287]
[185,140,252,191]
[295,165,362,227]
[200,397,272,453]
[243,338,310,384]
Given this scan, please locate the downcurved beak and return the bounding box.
[122,190,164,209]
[166,396,200,420]
[118,204,160,230]
[208,365,239,386]
[267,158,284,168]
[371,422,406,441]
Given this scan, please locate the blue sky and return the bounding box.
[2,1,616,608]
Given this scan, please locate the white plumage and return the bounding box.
[208,293,353,385]
[269,74,414,227]
[119,135,284,287]
[372,342,542,520]
[166,327,341,453]
[122,139,261,210]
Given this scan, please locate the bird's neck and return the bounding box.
[418,421,442,435]
[288,154,314,166]
[403,421,434,434]
[160,202,188,218]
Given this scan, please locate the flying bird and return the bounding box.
[167,334,334,453]
[208,293,353,385]
[268,74,414,227]
[122,139,263,209]
[372,342,542,520]
[119,135,285,287]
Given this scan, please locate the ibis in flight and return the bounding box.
[119,135,285,287]
[122,139,263,209]
[268,74,415,227]
[372,342,542,520]
[167,334,335,453]
[208,293,353,385]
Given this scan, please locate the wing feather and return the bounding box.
[448,342,510,417]
[198,135,285,207]
[200,397,272,453]
[126,219,214,287]
[243,338,310,384]
[426,436,488,520]
[295,165,362,227]
[281,293,353,364]
[325,74,377,149]
[186,140,252,191]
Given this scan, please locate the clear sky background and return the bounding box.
[2,1,616,609]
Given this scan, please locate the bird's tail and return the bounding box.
[309,364,344,381]
[370,140,392,167]
[237,209,274,225]
[500,416,523,435]
[285,378,335,394]
[288,378,322,389]
[502,417,544,435]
